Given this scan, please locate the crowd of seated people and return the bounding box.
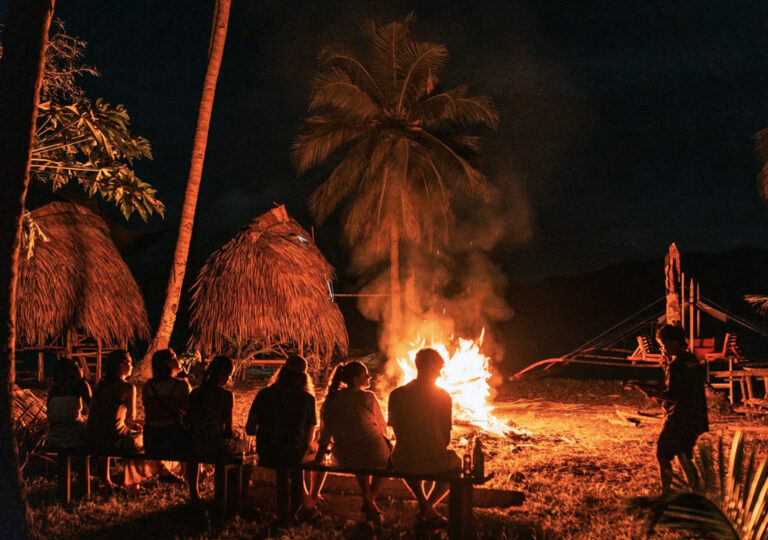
[47,347,460,526]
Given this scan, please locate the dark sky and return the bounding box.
[5,1,768,289]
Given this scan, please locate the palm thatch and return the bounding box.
[17,201,150,347]
[188,205,349,370]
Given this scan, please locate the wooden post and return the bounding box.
[448,479,473,539]
[680,272,686,329]
[228,464,243,514]
[57,453,71,504]
[84,455,91,499]
[689,278,695,352]
[36,350,43,383]
[96,338,102,382]
[214,462,227,518]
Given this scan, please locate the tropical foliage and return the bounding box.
[292,16,498,331]
[626,431,768,539]
[1,21,164,222]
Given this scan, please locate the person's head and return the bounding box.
[327,361,369,398]
[656,324,688,357]
[103,350,132,381]
[53,357,82,383]
[273,355,314,396]
[151,348,180,380]
[202,355,233,388]
[415,348,444,383]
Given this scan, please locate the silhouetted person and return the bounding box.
[634,324,709,493]
[312,361,391,524]
[48,357,91,448]
[187,355,243,500]
[388,348,460,526]
[245,355,317,525]
[143,348,197,499]
[86,350,161,486]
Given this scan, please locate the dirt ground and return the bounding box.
[23,378,768,539]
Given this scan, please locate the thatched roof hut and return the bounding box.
[17,201,150,347]
[188,205,348,370]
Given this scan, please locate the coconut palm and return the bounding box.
[143,0,231,376]
[626,431,768,539]
[0,1,56,536]
[292,16,498,343]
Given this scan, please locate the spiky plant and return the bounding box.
[626,431,768,539]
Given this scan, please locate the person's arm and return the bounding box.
[244,395,259,436]
[79,379,92,406]
[441,393,453,446]
[126,384,139,427]
[370,392,387,436]
[306,396,318,454]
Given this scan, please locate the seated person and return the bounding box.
[47,357,91,448]
[86,350,162,486]
[245,356,317,523]
[313,361,390,523]
[388,348,460,526]
[142,348,191,453]
[187,355,242,455]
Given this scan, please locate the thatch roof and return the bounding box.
[17,201,150,347]
[188,205,349,367]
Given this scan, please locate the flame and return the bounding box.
[395,330,508,435]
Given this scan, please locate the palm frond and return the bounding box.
[309,68,382,118]
[318,48,384,103]
[395,41,449,110]
[291,116,368,175]
[309,138,373,223]
[363,17,413,98]
[626,431,768,540]
[418,87,499,130]
[745,295,768,316]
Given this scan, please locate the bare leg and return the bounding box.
[370,476,386,501]
[427,481,450,507]
[403,479,429,514]
[305,470,326,510]
[355,474,373,504]
[658,457,673,494]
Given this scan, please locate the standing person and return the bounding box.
[245,355,317,525]
[86,350,160,487]
[633,324,709,493]
[313,361,391,524]
[47,357,91,448]
[388,348,460,527]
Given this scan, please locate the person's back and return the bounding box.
[247,380,315,468]
[188,384,233,444]
[48,359,91,447]
[86,378,133,448]
[388,379,456,474]
[143,378,190,427]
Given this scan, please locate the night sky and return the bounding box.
[4,1,768,345]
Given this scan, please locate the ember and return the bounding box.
[395,330,509,436]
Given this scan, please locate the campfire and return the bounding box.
[394,329,510,436]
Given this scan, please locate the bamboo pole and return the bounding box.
[689,278,695,351]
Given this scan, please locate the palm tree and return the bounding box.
[626,431,768,539]
[142,0,231,376]
[292,16,498,347]
[0,1,56,536]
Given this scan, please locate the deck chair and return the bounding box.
[628,335,663,364]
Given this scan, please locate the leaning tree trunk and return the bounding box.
[0,1,55,537]
[142,0,231,377]
[389,224,402,358]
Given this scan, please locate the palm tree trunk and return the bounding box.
[389,225,402,355]
[142,0,231,377]
[0,1,55,537]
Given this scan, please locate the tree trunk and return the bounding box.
[142,0,231,377]
[389,224,402,357]
[0,1,55,537]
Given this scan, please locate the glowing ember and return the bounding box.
[395,330,508,435]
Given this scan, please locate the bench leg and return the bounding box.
[84,455,91,499]
[448,480,473,539]
[228,464,243,514]
[57,453,71,504]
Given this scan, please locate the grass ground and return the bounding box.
[24,378,768,539]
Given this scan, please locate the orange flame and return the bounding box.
[395,330,508,435]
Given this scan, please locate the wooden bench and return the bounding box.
[628,335,663,364]
[48,446,248,518]
[273,461,499,539]
[706,334,747,404]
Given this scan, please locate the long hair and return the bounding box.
[53,357,81,384]
[151,348,175,381]
[325,361,366,401]
[270,364,315,397]
[201,355,233,390]
[95,350,129,396]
